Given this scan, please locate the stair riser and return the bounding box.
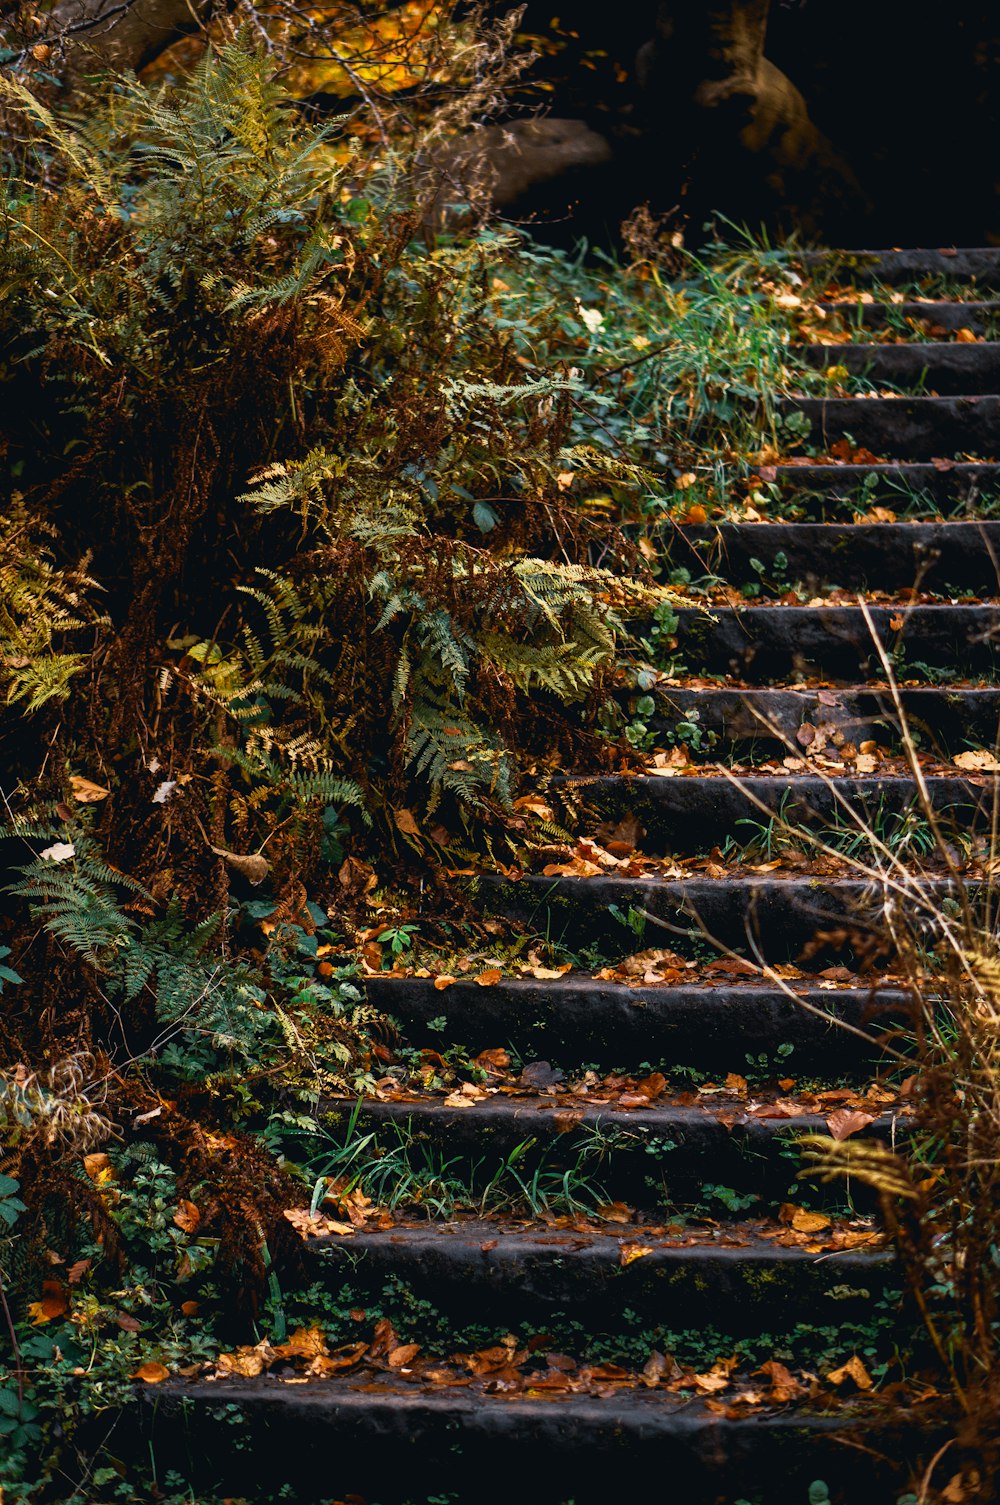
[802,343,1000,394]
[475,874,945,960]
[307,1235,897,1341]
[784,395,1000,461]
[761,461,1000,513]
[331,1098,894,1211]
[639,686,1000,757]
[670,604,999,680]
[804,249,1000,285]
[662,521,1000,593]
[562,775,991,853]
[134,1386,936,1505]
[822,301,1000,335]
[366,978,908,1074]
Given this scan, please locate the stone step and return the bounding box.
[366,974,907,1073]
[136,1380,937,1505]
[669,602,999,681]
[640,684,1000,756]
[324,1095,898,1210]
[558,773,990,852]
[783,394,1000,461]
[760,460,999,513]
[661,520,1000,592]
[821,300,1000,334]
[800,342,1000,394]
[805,247,1000,286]
[305,1218,896,1340]
[474,871,953,958]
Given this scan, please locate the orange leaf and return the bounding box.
[433,974,456,990]
[173,1200,201,1234]
[475,969,503,987]
[132,1362,170,1384]
[387,1343,421,1368]
[826,1108,875,1141]
[28,1282,68,1325]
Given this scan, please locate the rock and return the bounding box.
[421,117,613,230]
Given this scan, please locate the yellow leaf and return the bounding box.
[954,749,1000,772]
[283,1208,354,1240]
[83,1152,115,1184]
[619,1242,654,1267]
[827,1355,872,1390]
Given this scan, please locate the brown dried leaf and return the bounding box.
[172,1200,201,1234]
[826,1108,876,1142]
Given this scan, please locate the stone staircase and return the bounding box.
[140,249,1000,1504]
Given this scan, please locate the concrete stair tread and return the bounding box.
[145,1374,942,1505]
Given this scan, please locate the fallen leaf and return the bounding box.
[338,856,377,894]
[278,1326,329,1361]
[216,1349,266,1378]
[393,807,421,836]
[476,1047,510,1074]
[132,1362,170,1384]
[757,1359,804,1402]
[173,1200,201,1234]
[40,841,75,864]
[827,1355,872,1390]
[83,1152,114,1182]
[433,974,456,990]
[387,1343,421,1369]
[282,1207,355,1239]
[210,846,270,885]
[780,1204,831,1235]
[826,1108,876,1141]
[69,775,110,803]
[953,749,1000,772]
[597,1200,634,1224]
[27,1282,68,1324]
[475,969,503,987]
[619,1241,654,1267]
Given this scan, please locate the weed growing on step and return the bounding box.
[302,1106,618,1221]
